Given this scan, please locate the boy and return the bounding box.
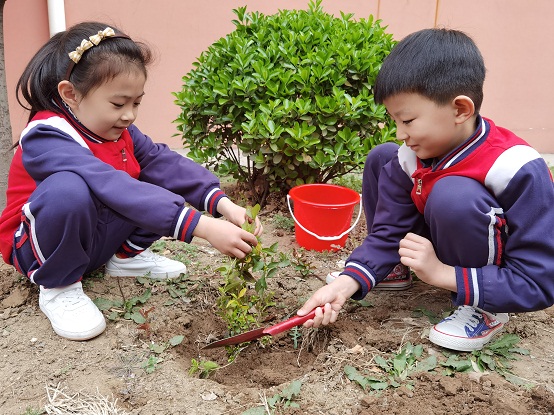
[297,28,554,352]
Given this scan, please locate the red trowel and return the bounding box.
[202,309,317,349]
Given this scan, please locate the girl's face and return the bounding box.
[384,92,474,160]
[71,70,146,141]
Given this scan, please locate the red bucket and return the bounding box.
[287,184,361,252]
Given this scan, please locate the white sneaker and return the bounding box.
[428,305,509,352]
[105,249,187,279]
[39,282,106,341]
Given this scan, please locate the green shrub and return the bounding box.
[174,0,396,205]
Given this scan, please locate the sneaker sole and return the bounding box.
[373,280,413,291]
[40,305,107,341]
[428,323,505,352]
[105,269,186,279]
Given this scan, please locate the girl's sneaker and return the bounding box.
[105,248,187,279]
[39,281,106,341]
[325,264,412,291]
[428,305,509,351]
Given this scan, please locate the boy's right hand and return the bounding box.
[297,274,361,328]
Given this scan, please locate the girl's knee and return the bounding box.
[32,172,95,214]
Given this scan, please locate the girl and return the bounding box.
[0,22,262,341]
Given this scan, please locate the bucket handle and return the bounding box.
[286,194,363,241]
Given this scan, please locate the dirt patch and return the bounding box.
[0,203,553,415]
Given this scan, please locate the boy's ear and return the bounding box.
[452,95,475,124]
[57,80,80,106]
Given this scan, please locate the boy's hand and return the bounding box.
[398,232,457,292]
[297,275,360,328]
[193,216,258,258]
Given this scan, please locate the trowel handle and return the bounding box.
[264,309,318,336]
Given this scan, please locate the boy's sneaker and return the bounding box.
[39,281,106,341]
[325,264,412,290]
[374,264,412,291]
[429,305,509,352]
[105,249,186,279]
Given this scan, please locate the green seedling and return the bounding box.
[189,359,220,379]
[216,205,289,356]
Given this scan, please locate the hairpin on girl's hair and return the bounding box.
[68,27,116,63]
[65,27,130,80]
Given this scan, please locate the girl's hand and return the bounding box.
[398,232,456,291]
[296,275,360,328]
[217,198,263,236]
[193,216,258,258]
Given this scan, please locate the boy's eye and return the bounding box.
[111,103,124,108]
[402,119,414,125]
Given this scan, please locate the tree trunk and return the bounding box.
[0,0,13,211]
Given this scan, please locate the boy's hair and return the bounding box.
[16,21,153,121]
[374,28,485,113]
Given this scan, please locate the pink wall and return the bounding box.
[4,0,554,151]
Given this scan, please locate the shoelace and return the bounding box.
[57,288,88,306]
[446,306,482,329]
[137,249,163,260]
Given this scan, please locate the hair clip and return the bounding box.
[89,27,116,45]
[67,27,116,64]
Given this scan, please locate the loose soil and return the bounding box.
[1,192,553,415]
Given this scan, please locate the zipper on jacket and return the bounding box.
[416,178,422,195]
[121,148,127,171]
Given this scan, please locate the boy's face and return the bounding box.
[384,93,472,160]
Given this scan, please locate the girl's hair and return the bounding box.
[374,28,486,113]
[16,21,153,121]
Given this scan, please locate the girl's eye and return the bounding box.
[111,103,124,108]
[133,102,141,107]
[403,119,414,125]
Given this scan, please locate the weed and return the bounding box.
[141,355,162,374]
[136,273,197,306]
[345,342,437,391]
[94,289,152,323]
[82,268,105,289]
[272,213,295,231]
[289,326,302,349]
[412,307,446,325]
[242,380,303,414]
[440,333,530,383]
[21,408,44,415]
[141,335,184,374]
[288,248,315,278]
[189,359,220,379]
[150,238,198,267]
[331,171,363,193]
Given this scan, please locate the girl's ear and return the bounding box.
[452,95,475,124]
[57,80,80,107]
